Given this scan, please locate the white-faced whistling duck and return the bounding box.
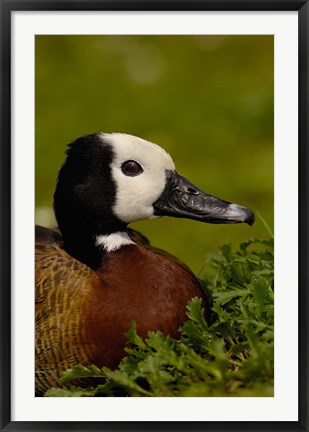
[35,133,254,395]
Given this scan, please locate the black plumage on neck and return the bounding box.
[53,134,127,269]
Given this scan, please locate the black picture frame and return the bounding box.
[1,1,308,431]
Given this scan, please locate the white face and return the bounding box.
[100,133,175,223]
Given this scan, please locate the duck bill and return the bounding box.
[153,171,255,225]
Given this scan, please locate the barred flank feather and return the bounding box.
[35,228,101,395]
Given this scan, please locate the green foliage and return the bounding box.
[45,238,274,397]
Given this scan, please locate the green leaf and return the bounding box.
[60,364,104,385]
[125,321,147,350]
[185,297,208,330]
[213,288,250,306]
[220,243,233,261]
[45,386,96,397]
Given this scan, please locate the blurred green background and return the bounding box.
[35,35,274,274]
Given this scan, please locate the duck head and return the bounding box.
[54,133,254,268]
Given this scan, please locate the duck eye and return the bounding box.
[121,160,143,177]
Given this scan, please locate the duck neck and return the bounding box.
[57,217,130,270]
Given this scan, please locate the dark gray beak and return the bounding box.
[153,171,255,226]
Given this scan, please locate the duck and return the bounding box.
[35,132,254,395]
